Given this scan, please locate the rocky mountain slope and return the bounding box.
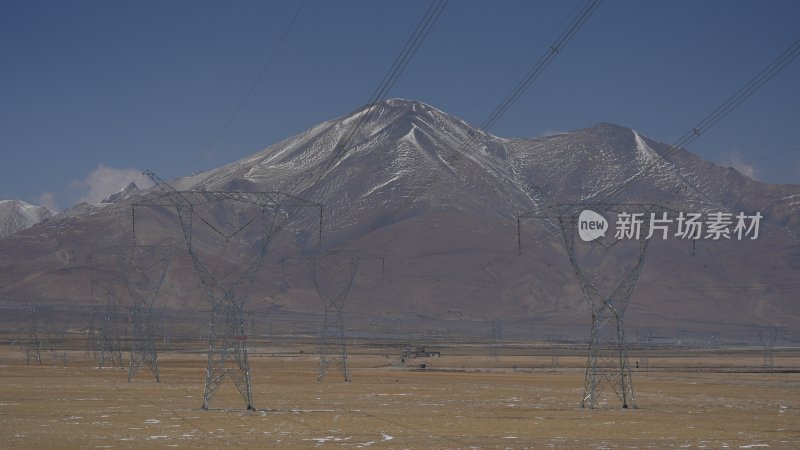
[1,99,797,338]
[0,200,54,239]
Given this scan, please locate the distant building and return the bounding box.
[401,346,440,359]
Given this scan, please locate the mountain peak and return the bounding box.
[169,99,798,228]
[368,98,433,112]
[2,100,799,332]
[568,122,637,139]
[342,98,458,129]
[101,182,140,204]
[0,200,55,238]
[380,97,426,108]
[589,121,630,131]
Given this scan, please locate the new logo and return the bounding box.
[578,210,608,242]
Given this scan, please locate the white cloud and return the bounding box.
[35,192,58,211]
[720,151,759,181]
[70,164,154,204]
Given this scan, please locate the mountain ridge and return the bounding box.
[0,99,797,338]
[0,200,55,239]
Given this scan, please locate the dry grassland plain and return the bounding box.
[1,343,799,449]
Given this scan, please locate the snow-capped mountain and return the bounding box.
[171,99,536,246]
[1,99,797,337]
[57,182,143,219]
[172,101,799,238]
[101,182,140,204]
[0,200,55,239]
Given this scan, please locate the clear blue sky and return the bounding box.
[1,0,798,210]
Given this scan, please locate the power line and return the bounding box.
[659,260,799,271]
[598,36,800,203]
[517,35,800,252]
[462,0,585,118]
[662,284,800,292]
[480,0,603,131]
[176,0,308,177]
[367,0,603,231]
[317,0,450,178]
[753,147,800,162]
[269,0,448,229]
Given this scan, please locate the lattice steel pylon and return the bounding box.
[89,253,126,368]
[489,321,502,361]
[289,250,383,382]
[85,306,99,360]
[313,252,357,381]
[138,170,321,410]
[759,327,779,373]
[315,255,356,382]
[19,305,69,366]
[45,310,70,367]
[519,202,664,409]
[98,294,125,368]
[127,303,160,381]
[118,245,175,383]
[22,304,45,365]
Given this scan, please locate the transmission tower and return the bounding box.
[20,305,69,366]
[118,245,175,382]
[89,252,127,368]
[285,250,383,382]
[489,321,502,361]
[138,170,321,410]
[314,251,382,381]
[759,327,779,373]
[519,202,665,409]
[126,304,159,381]
[314,254,356,382]
[22,304,44,365]
[98,294,125,368]
[85,306,100,360]
[45,309,70,367]
[85,306,96,359]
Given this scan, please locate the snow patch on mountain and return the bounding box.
[633,130,664,167]
[101,182,140,204]
[0,200,55,238]
[134,99,798,240]
[363,174,403,198]
[2,99,800,330]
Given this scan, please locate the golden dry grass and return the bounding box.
[1,344,799,449]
